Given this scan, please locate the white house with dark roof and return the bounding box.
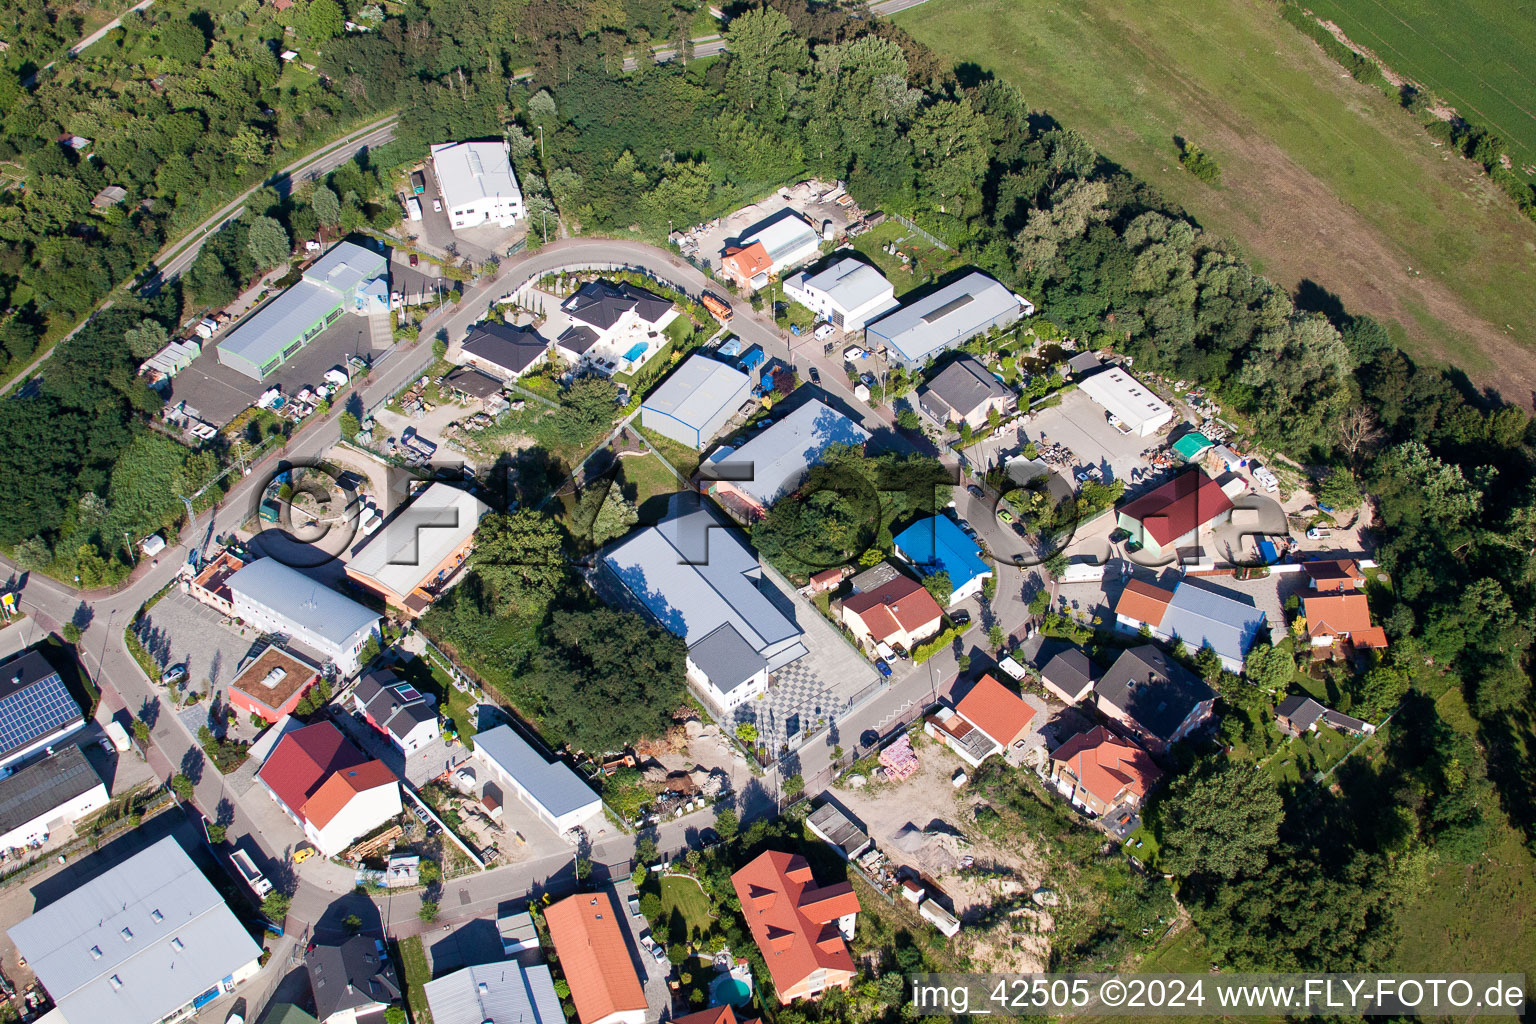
[783,257,898,332]
[459,321,550,381]
[226,559,381,676]
[552,279,678,377]
[8,835,262,1024]
[352,669,439,753]
[600,495,807,713]
[430,140,525,229]
[918,355,1016,430]
[474,725,601,835]
[640,355,752,450]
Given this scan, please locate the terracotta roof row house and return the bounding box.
[1115,468,1234,560]
[732,850,860,1003]
[838,570,943,653]
[543,892,648,1024]
[1094,645,1216,753]
[1302,593,1388,652]
[256,722,402,856]
[1112,577,1266,674]
[1302,558,1365,592]
[1048,725,1162,817]
[925,673,1037,767]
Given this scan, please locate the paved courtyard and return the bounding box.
[729,570,880,757]
[134,591,267,700]
[1023,388,1170,485]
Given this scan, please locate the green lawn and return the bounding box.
[397,651,480,750]
[894,0,1536,389]
[659,874,715,943]
[618,451,685,505]
[844,220,962,298]
[1303,0,1536,173]
[1265,724,1356,784]
[637,424,703,480]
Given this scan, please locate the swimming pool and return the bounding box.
[712,977,752,1007]
[623,342,649,362]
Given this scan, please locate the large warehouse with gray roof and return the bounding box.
[640,354,752,449]
[866,271,1022,369]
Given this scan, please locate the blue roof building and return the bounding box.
[892,516,993,606]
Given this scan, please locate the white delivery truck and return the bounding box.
[407,198,423,221]
[103,720,131,753]
[230,849,273,897]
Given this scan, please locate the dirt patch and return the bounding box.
[829,739,1052,970]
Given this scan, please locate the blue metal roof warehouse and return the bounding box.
[892,516,993,606]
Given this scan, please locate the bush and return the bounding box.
[912,626,963,664]
[1177,140,1221,184]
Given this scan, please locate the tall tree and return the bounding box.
[1158,762,1283,881]
[245,216,291,271]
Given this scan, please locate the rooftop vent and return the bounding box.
[89,945,102,959]
[171,938,184,951]
[120,927,133,941]
[109,975,122,990]
[151,909,163,922]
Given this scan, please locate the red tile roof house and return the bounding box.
[732,851,860,1004]
[1048,725,1162,818]
[227,645,321,725]
[544,892,648,1024]
[1115,468,1234,561]
[925,673,1038,768]
[256,722,402,857]
[1302,593,1389,652]
[838,574,944,654]
[673,1008,758,1024]
[1302,559,1365,592]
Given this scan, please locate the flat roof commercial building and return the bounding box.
[431,140,525,229]
[703,399,869,518]
[345,483,489,617]
[866,272,1021,369]
[218,242,388,380]
[227,559,381,676]
[8,835,262,1024]
[227,645,322,725]
[0,745,108,852]
[640,355,753,450]
[601,496,807,714]
[0,649,86,772]
[543,893,648,1024]
[782,257,898,332]
[1076,365,1174,437]
[474,725,601,835]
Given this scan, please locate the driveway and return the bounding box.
[1024,388,1169,485]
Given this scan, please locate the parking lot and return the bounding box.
[403,169,526,264]
[1023,388,1166,486]
[133,591,270,701]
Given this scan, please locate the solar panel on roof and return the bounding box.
[0,675,81,756]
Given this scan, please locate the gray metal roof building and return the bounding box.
[345,483,489,606]
[601,496,808,673]
[640,354,752,449]
[866,272,1022,368]
[473,725,601,833]
[8,835,262,1024]
[702,398,869,511]
[226,559,381,673]
[1159,580,1267,674]
[0,745,106,848]
[217,241,388,380]
[806,802,872,861]
[424,961,564,1024]
[0,649,86,770]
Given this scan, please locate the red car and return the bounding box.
[408,253,418,267]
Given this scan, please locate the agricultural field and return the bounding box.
[895,0,1536,400]
[1302,0,1536,175]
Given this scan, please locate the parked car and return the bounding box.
[875,658,892,678]
[859,372,876,387]
[814,323,836,341]
[161,664,187,687]
[628,894,642,917]
[951,609,971,625]
[650,942,668,965]
[997,508,1014,523]
[968,484,985,500]
[408,253,419,267]
[432,198,442,212]
[808,366,821,384]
